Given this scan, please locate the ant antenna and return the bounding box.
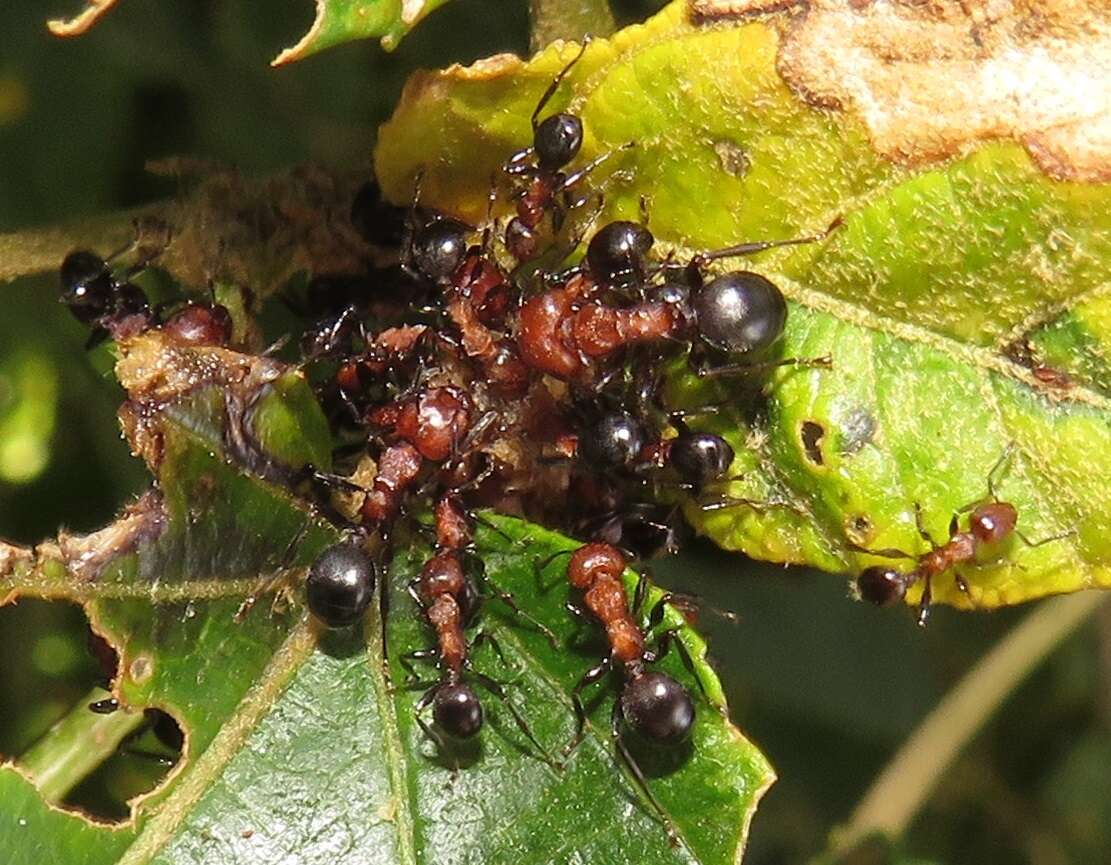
[531,37,592,129]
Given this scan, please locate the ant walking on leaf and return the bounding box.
[851,447,1073,625]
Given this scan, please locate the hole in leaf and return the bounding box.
[0,600,183,822]
[800,420,825,465]
[62,708,184,823]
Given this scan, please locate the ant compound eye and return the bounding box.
[621,671,695,745]
[669,433,734,489]
[856,567,907,607]
[411,219,469,285]
[60,250,114,323]
[534,113,583,170]
[580,412,646,469]
[586,221,654,291]
[306,543,376,628]
[695,271,787,355]
[433,683,483,739]
[351,180,406,247]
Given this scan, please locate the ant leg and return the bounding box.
[481,580,559,648]
[534,548,574,590]
[654,591,739,628]
[986,444,1016,501]
[698,497,806,519]
[398,648,440,684]
[530,38,591,129]
[564,655,613,756]
[690,216,843,268]
[632,572,651,618]
[914,503,942,548]
[470,670,562,769]
[470,630,511,668]
[916,577,934,628]
[554,142,636,198]
[611,700,682,847]
[845,540,916,561]
[695,355,833,379]
[1014,528,1076,548]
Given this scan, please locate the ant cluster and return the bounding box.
[55,39,1050,841]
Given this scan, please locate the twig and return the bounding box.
[832,591,1109,855]
[18,686,146,802]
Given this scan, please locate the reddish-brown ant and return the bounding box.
[536,541,699,845]
[401,494,559,767]
[851,448,1070,625]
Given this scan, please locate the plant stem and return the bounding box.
[833,592,1109,855]
[0,208,148,285]
[19,686,146,802]
[529,0,615,53]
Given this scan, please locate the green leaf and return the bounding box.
[374,0,1111,611]
[272,0,456,66]
[1,333,769,863]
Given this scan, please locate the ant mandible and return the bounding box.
[851,448,1070,625]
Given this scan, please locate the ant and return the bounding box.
[401,494,559,767]
[515,217,837,382]
[502,39,632,262]
[540,541,696,846]
[62,247,237,350]
[851,449,1070,625]
[305,541,378,629]
[60,248,153,348]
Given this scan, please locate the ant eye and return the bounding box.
[60,250,114,323]
[694,271,787,355]
[306,543,376,628]
[856,566,907,607]
[411,219,469,285]
[621,671,695,745]
[580,412,646,469]
[586,221,654,291]
[669,433,734,488]
[433,683,483,739]
[534,113,583,170]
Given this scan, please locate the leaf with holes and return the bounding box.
[0,332,769,864]
[374,0,1111,611]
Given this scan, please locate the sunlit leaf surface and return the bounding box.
[375,0,1111,610]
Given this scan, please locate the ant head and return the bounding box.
[410,218,469,285]
[534,112,583,171]
[351,180,406,248]
[579,411,646,470]
[586,221,654,292]
[969,501,1017,545]
[163,302,233,347]
[306,542,377,628]
[621,671,695,745]
[856,566,909,607]
[60,249,114,323]
[669,432,734,489]
[694,271,787,355]
[433,682,483,739]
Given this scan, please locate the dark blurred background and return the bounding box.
[1,2,1109,863]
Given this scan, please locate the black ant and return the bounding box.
[503,40,632,261]
[851,449,1071,625]
[60,248,153,348]
[400,494,559,767]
